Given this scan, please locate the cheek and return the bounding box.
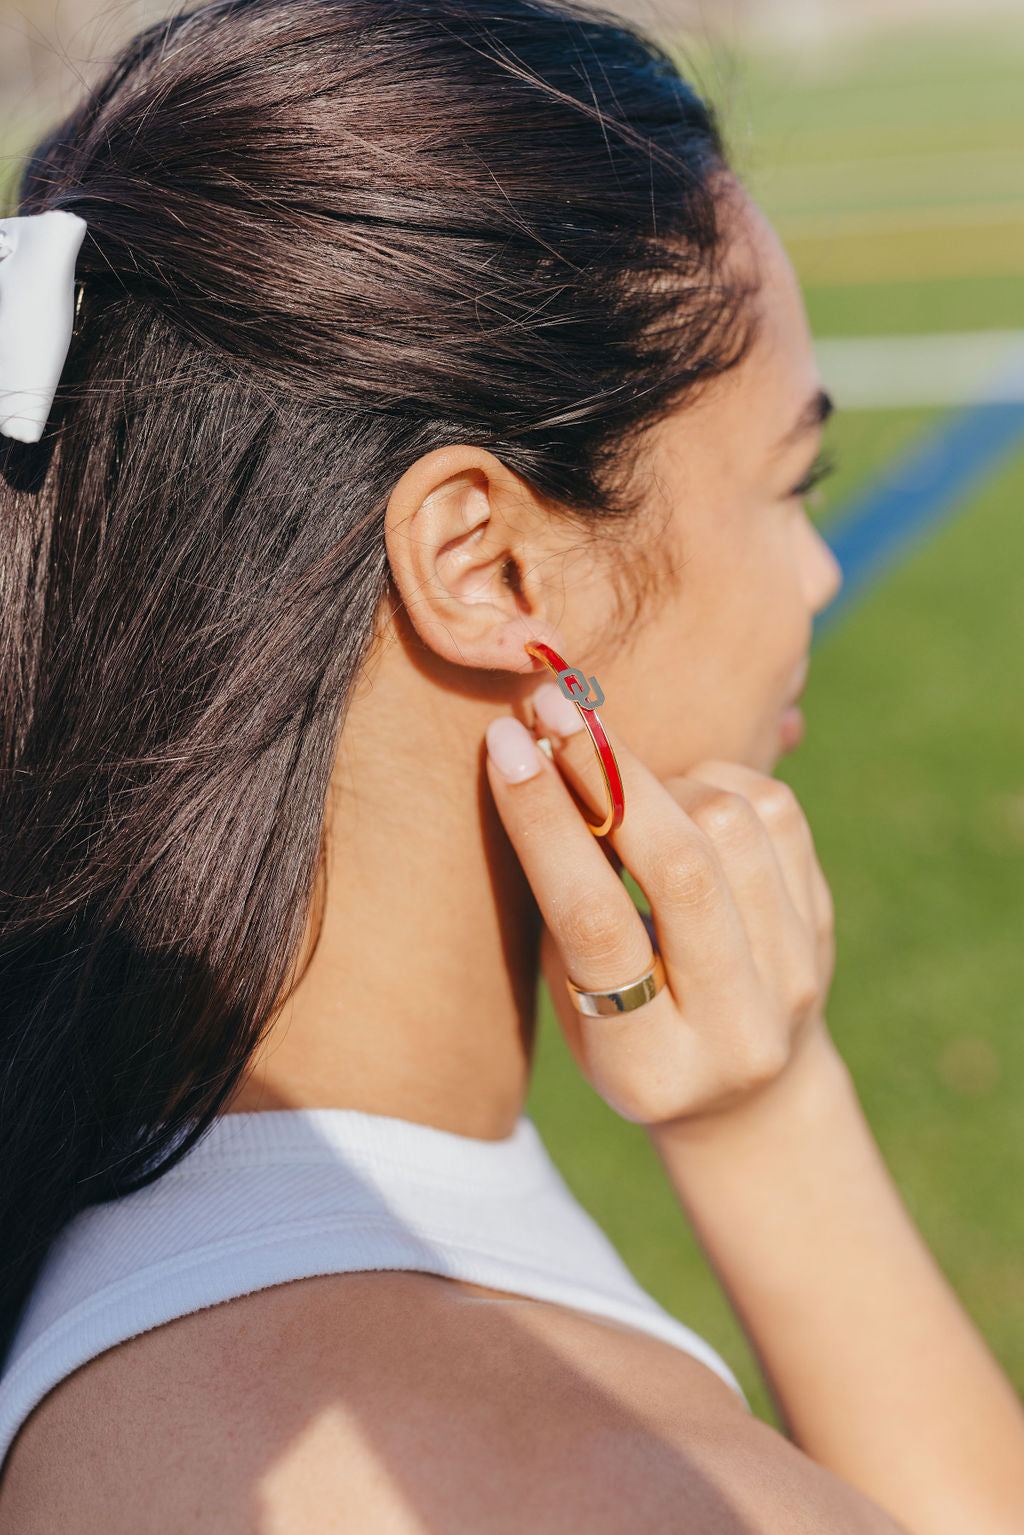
[599,511,800,768]
[734,515,805,656]
[612,620,743,772]
[680,524,806,762]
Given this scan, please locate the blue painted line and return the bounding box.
[812,400,1024,645]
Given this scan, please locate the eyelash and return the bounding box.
[790,447,838,501]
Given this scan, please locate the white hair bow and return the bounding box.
[0,210,88,444]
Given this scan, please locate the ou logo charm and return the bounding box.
[557,666,604,711]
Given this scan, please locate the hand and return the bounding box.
[484,694,837,1129]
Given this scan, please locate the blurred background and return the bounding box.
[2,0,1022,1427]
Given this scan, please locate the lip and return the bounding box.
[779,702,805,751]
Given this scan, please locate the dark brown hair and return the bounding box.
[0,0,758,1362]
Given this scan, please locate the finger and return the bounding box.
[681,761,817,932]
[537,905,660,1060]
[682,759,834,984]
[535,915,694,1126]
[534,725,624,879]
[526,688,763,1005]
[483,715,660,1001]
[666,772,819,1019]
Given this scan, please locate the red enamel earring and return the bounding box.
[524,640,624,836]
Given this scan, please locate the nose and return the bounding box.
[806,518,843,617]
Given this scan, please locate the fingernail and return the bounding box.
[533,680,586,738]
[486,716,545,782]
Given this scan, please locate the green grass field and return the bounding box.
[527,19,1024,1429]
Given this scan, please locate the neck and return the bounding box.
[222,618,542,1141]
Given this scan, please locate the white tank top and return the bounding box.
[0,1107,749,1469]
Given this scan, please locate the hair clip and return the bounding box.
[0,210,88,444]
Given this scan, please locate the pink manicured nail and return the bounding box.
[533,680,586,737]
[486,716,545,783]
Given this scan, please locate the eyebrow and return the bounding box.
[772,388,835,457]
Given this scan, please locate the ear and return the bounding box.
[384,444,594,677]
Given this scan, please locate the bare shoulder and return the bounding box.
[0,1270,908,1534]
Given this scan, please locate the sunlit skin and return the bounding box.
[224,188,844,1135]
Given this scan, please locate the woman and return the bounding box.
[1,0,1023,1527]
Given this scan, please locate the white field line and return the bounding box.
[814,330,1024,409]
